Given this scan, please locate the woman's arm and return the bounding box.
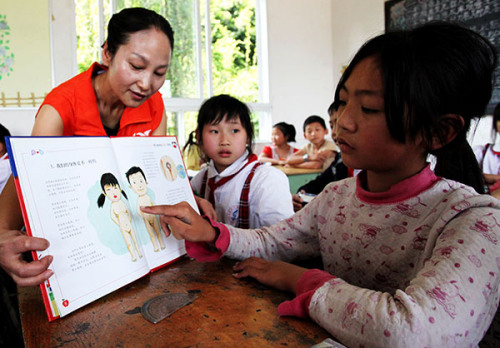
[152,110,168,135]
[0,177,53,286]
[31,105,65,136]
[0,105,64,286]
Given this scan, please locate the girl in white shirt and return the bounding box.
[190,94,293,228]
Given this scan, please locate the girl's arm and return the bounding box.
[258,154,279,165]
[258,146,279,165]
[299,206,500,347]
[483,173,500,185]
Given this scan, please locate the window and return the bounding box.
[74,0,270,145]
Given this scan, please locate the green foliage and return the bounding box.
[74,0,260,140]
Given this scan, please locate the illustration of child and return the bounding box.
[97,173,143,262]
[125,166,166,251]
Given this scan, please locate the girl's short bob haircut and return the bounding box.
[196,94,255,154]
[334,21,497,193]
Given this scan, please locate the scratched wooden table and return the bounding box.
[19,256,330,347]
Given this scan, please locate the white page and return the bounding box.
[109,136,197,270]
[8,137,152,318]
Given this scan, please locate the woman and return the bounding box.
[0,7,214,287]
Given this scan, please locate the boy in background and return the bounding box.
[292,103,350,211]
[286,115,336,170]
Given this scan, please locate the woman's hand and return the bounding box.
[194,196,218,221]
[232,257,308,294]
[141,202,218,243]
[0,229,53,286]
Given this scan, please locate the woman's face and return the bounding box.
[104,28,172,108]
[271,127,286,146]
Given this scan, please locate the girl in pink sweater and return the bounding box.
[143,22,499,347]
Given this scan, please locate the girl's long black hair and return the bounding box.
[97,173,128,208]
[334,21,497,193]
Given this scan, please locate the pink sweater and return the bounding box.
[186,166,500,347]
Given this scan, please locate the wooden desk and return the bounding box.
[274,166,322,193]
[19,256,330,347]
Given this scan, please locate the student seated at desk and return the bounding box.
[258,122,298,165]
[291,103,350,211]
[285,115,336,170]
[190,94,293,228]
[144,22,500,347]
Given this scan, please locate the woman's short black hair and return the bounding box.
[106,7,174,57]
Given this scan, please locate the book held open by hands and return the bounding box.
[7,136,198,321]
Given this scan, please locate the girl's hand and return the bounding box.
[232,257,307,294]
[194,196,218,221]
[140,202,218,243]
[292,192,305,212]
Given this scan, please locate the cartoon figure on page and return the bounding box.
[160,155,177,181]
[97,172,143,261]
[126,166,166,252]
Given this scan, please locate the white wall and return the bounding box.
[0,0,77,136]
[265,0,385,148]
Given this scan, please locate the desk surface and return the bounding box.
[19,256,330,347]
[274,165,322,176]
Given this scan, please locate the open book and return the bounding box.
[6,136,198,321]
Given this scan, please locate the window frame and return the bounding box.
[50,0,271,145]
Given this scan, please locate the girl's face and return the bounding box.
[103,28,171,108]
[104,184,122,202]
[335,56,427,192]
[201,116,249,173]
[271,127,287,146]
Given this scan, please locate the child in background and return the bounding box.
[0,124,11,193]
[286,115,336,170]
[474,102,500,198]
[292,102,349,211]
[143,22,500,346]
[183,130,206,171]
[190,94,293,228]
[258,122,298,165]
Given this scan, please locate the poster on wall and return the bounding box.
[0,0,51,107]
[385,0,500,114]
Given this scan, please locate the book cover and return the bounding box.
[6,136,198,321]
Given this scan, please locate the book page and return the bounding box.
[8,137,152,318]
[110,136,197,270]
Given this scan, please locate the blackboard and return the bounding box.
[385,0,500,114]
